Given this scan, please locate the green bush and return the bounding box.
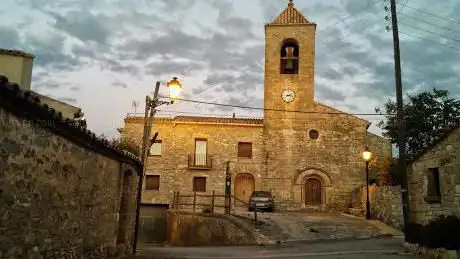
[424,215,460,250]
[404,222,424,244]
[405,215,460,250]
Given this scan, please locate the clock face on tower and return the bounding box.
[281,89,296,103]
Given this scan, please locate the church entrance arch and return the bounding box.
[234,173,255,207]
[295,168,332,207]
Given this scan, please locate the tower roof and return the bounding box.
[271,0,311,25]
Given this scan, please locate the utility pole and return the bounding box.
[389,0,411,236]
[133,82,160,254]
[132,78,182,254]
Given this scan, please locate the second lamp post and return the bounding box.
[362,146,372,220]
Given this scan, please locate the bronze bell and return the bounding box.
[284,46,295,69]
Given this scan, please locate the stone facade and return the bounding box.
[120,2,392,211]
[408,126,460,224]
[351,185,404,230]
[0,75,142,258]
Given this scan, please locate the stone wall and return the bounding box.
[166,210,258,246]
[351,185,404,230]
[0,76,142,258]
[408,127,460,225]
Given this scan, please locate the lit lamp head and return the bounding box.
[362,146,372,161]
[166,77,182,103]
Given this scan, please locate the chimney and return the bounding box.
[0,48,34,90]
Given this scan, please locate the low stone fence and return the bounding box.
[166,210,261,246]
[349,185,403,230]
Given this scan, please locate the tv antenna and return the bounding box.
[132,100,139,114]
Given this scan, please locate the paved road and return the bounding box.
[133,237,428,259]
[232,211,400,242]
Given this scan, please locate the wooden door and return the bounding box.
[234,173,255,207]
[305,178,322,206]
[195,139,207,166]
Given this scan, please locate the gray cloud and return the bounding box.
[112,81,128,88]
[316,85,346,101]
[0,27,20,48]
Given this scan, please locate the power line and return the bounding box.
[398,0,410,12]
[157,96,392,116]
[317,0,382,34]
[398,13,460,35]
[400,21,460,43]
[403,5,460,25]
[399,30,460,51]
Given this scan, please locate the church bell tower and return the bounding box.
[263,0,317,124]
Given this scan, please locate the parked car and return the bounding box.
[248,191,274,212]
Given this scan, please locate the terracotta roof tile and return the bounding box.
[271,1,311,25]
[125,115,263,125]
[0,48,35,58]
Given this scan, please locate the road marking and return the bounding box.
[163,249,406,259]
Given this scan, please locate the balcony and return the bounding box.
[188,154,213,170]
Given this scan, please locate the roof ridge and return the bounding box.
[0,75,142,172]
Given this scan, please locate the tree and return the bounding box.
[111,137,140,156]
[375,88,460,159]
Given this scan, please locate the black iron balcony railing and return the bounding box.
[188,154,212,169]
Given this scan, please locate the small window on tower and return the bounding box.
[280,39,299,74]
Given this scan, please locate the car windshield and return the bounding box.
[252,191,271,197]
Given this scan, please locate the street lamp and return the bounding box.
[362,146,372,220]
[133,77,182,254]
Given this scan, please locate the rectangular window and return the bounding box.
[238,142,252,158]
[145,175,160,191]
[149,140,162,156]
[426,168,441,200]
[195,139,207,166]
[193,177,206,192]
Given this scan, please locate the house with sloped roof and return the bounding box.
[407,123,460,224]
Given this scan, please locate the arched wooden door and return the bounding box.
[234,173,255,207]
[305,178,322,206]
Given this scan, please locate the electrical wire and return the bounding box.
[153,95,393,116]
[402,5,460,25]
[398,13,460,35]
[400,21,460,43]
[317,0,382,35]
[399,31,460,51]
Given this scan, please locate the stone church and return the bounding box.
[120,1,391,211]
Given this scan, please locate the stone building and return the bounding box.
[1,73,142,256]
[120,1,391,211]
[408,125,460,224]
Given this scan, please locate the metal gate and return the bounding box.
[138,204,169,244]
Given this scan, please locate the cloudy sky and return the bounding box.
[1,0,459,138]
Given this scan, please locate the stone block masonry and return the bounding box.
[0,75,142,258]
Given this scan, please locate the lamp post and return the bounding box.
[362,146,372,220]
[133,77,182,254]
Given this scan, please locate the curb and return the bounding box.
[258,233,395,246]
